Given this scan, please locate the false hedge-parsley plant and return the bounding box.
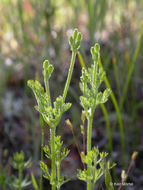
[77,43,114,190]
[27,29,82,190]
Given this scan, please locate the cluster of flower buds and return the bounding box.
[69,28,82,52]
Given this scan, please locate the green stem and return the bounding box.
[18,168,22,190]
[40,127,45,190]
[51,128,56,190]
[57,160,60,190]
[92,58,98,88]
[44,77,52,107]
[87,115,93,190]
[62,51,76,102]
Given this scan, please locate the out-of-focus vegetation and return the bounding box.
[0,0,143,189]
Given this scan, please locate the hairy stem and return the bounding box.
[87,115,93,190]
[62,51,76,102]
[51,128,56,190]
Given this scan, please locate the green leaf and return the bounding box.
[40,161,50,180]
[80,96,90,111]
[21,177,31,188]
[101,89,111,103]
[105,162,114,190]
[23,157,32,169]
[43,145,51,159]
[40,114,45,130]
[31,173,39,190]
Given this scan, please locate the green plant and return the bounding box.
[0,165,9,190]
[78,50,125,168]
[39,114,45,190]
[40,136,71,190]
[9,151,32,190]
[28,28,82,190]
[78,147,115,190]
[78,51,113,156]
[77,43,114,190]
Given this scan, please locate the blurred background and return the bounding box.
[0,0,143,189]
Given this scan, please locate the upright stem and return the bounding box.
[40,127,45,190]
[57,160,60,190]
[92,59,97,88]
[51,127,56,190]
[45,78,52,107]
[87,115,93,190]
[18,168,22,190]
[62,51,76,102]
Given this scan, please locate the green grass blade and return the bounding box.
[120,24,143,110]
[99,58,125,168]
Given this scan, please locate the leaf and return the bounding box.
[31,173,39,190]
[43,145,51,159]
[40,161,50,180]
[40,114,45,130]
[101,88,111,103]
[21,177,31,188]
[61,148,70,160]
[105,162,114,190]
[80,96,90,111]
[23,157,32,169]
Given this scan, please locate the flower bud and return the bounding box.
[77,32,82,42]
[73,28,78,40]
[43,60,49,69]
[121,170,127,181]
[65,119,73,131]
[131,152,138,162]
[80,152,85,161]
[69,36,73,46]
[80,125,85,135]
[81,110,86,124]
[48,64,54,76]
[95,43,100,53]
